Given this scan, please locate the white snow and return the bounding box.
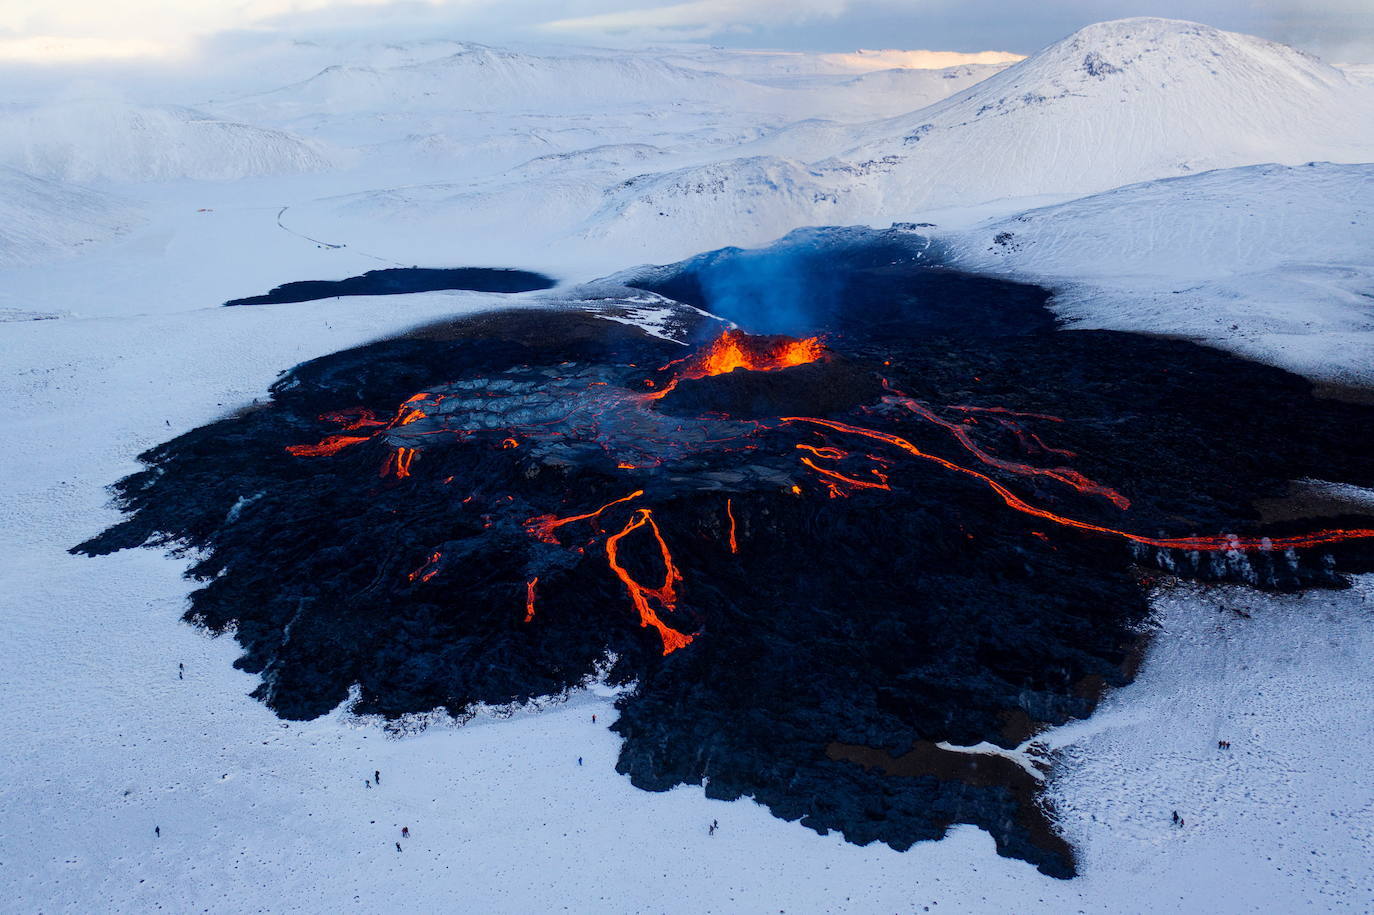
[0,99,329,183]
[0,166,142,269]
[947,162,1374,386]
[3,14,1374,913]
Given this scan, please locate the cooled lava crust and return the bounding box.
[76,232,1374,878]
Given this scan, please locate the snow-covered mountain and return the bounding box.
[0,167,141,266]
[589,18,1374,255]
[949,161,1374,386]
[0,100,329,183]
[834,17,1372,201]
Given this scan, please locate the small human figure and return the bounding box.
[712,819,718,831]
[396,842,402,852]
[401,827,409,838]
[364,780,371,789]
[374,770,380,785]
[577,757,583,766]
[155,826,160,838]
[1171,811,1180,826]
[178,662,184,680]
[592,714,597,724]
[708,823,716,836]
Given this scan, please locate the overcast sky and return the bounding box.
[2,0,1372,64]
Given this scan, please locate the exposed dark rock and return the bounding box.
[223,266,556,307]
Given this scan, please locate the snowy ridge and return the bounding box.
[0,100,329,183]
[948,161,1374,385]
[0,167,141,266]
[215,44,777,123]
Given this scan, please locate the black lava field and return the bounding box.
[223,265,556,307]
[78,229,1374,878]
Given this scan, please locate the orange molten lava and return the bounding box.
[726,498,739,554]
[525,490,644,544]
[798,455,891,494]
[285,434,372,457]
[693,329,822,377]
[381,447,417,479]
[783,416,1374,553]
[408,551,443,583]
[888,394,1130,509]
[605,508,693,655]
[524,577,538,623]
[649,330,823,399]
[287,393,439,459]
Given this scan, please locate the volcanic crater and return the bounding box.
[77,229,1374,878]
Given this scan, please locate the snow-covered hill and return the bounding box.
[949,161,1374,385]
[0,167,141,267]
[215,43,777,124]
[589,18,1374,256]
[0,100,329,183]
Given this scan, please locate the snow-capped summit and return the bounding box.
[839,16,1368,176]
[589,18,1374,256]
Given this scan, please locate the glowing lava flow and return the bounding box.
[783,416,1374,552]
[380,447,417,479]
[605,508,694,654]
[408,551,442,583]
[726,498,739,554]
[648,329,823,400]
[287,393,439,458]
[798,455,891,495]
[945,405,1066,423]
[524,577,538,623]
[525,490,644,544]
[286,434,373,457]
[887,393,1130,509]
